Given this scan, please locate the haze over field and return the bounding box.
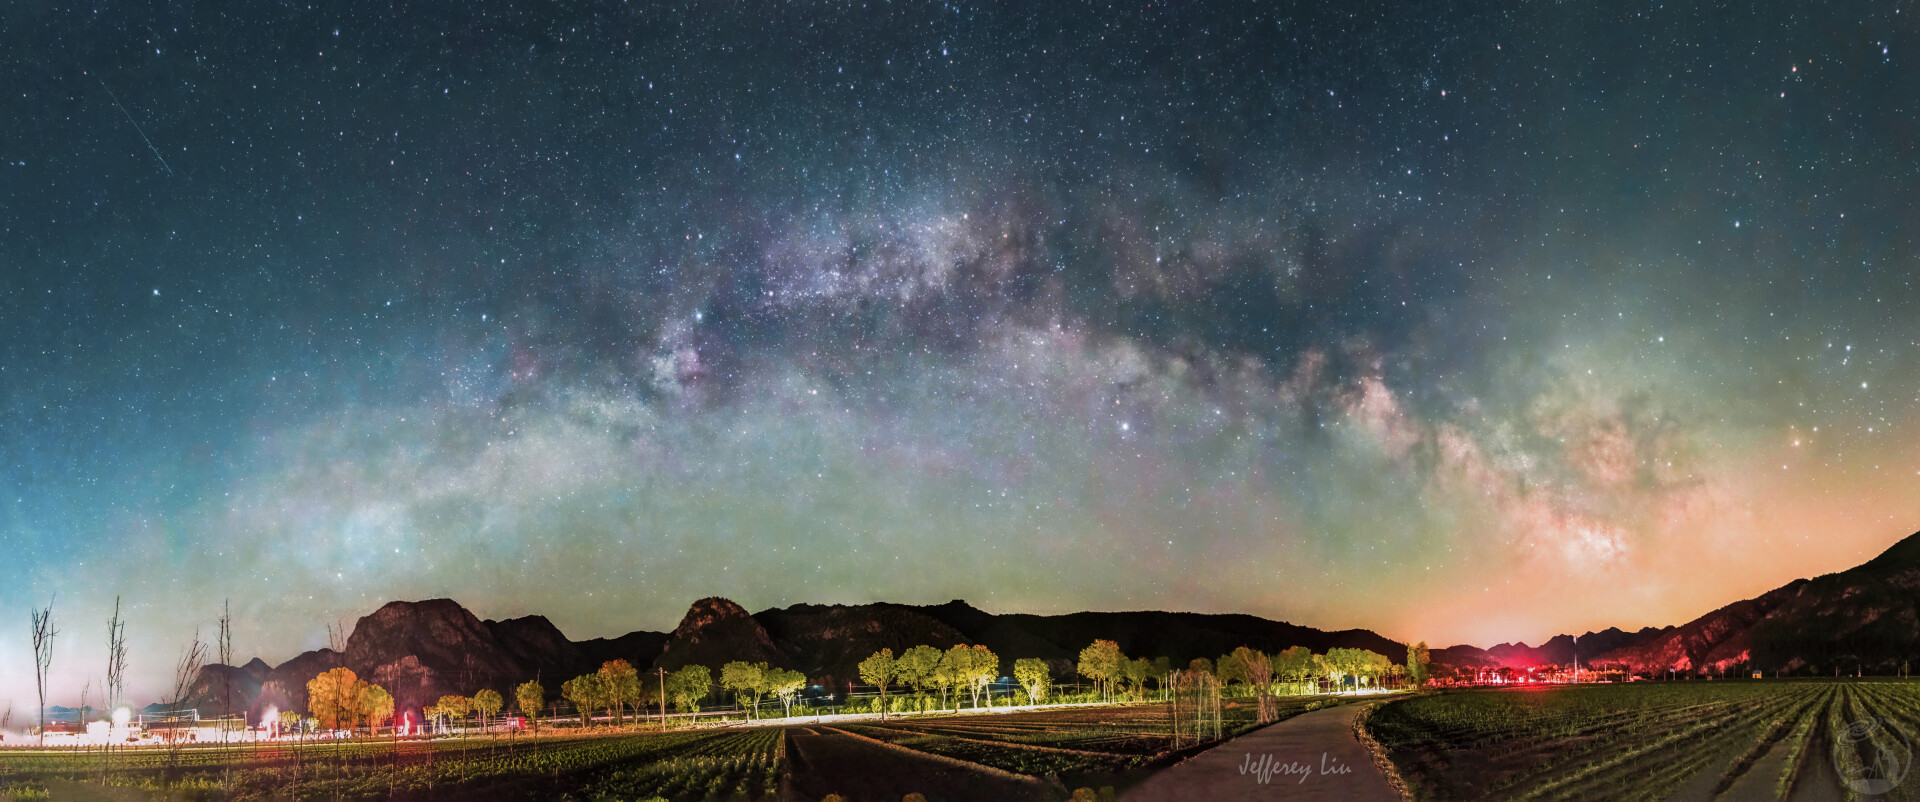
[4,2,1918,703]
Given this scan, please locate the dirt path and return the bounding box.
[783,726,1050,802]
[1121,704,1400,802]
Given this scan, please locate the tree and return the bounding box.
[163,629,208,782]
[168,629,209,711]
[666,665,712,722]
[1407,642,1431,689]
[515,680,544,735]
[638,676,666,726]
[1233,647,1277,723]
[104,596,128,711]
[434,695,472,733]
[561,674,605,728]
[361,685,395,734]
[768,668,807,717]
[1113,658,1140,698]
[29,595,56,745]
[931,650,963,711]
[1345,649,1370,691]
[103,597,127,777]
[472,689,503,732]
[1014,658,1051,706]
[721,661,768,719]
[897,645,944,700]
[218,600,234,715]
[1273,646,1315,694]
[858,648,899,720]
[940,645,974,709]
[1131,658,1156,697]
[1187,657,1214,677]
[1349,650,1391,691]
[598,660,640,725]
[306,667,366,731]
[1318,651,1347,692]
[1077,640,1125,701]
[1217,651,1249,686]
[955,645,999,709]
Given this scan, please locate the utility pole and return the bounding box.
[658,668,667,732]
[1572,635,1579,684]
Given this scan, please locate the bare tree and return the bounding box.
[219,599,234,791]
[104,597,128,783]
[170,629,207,710]
[106,598,128,710]
[78,678,92,743]
[219,601,233,713]
[30,595,57,746]
[164,629,208,786]
[326,619,348,653]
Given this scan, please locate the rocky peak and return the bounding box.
[673,597,755,637]
[345,599,506,675]
[656,597,783,671]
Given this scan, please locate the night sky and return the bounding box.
[4,1,1918,703]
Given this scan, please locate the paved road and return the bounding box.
[1122,704,1400,802]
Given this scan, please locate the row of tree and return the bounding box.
[560,659,643,726]
[856,644,1023,719]
[719,661,809,718]
[297,639,1431,736]
[1075,640,1168,701]
[556,661,740,727]
[843,639,1436,725]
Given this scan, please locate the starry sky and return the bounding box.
[4,1,1918,703]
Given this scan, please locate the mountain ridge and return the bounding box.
[178,528,1920,718]
[1441,530,1920,675]
[183,596,1415,718]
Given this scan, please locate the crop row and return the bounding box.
[1368,681,1838,800]
[0,727,785,800]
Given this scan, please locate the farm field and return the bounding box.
[0,727,783,801]
[0,696,1339,800]
[791,696,1353,800]
[1365,679,1920,801]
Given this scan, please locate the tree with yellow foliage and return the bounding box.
[598,660,641,725]
[359,684,395,735]
[305,667,368,731]
[472,689,503,732]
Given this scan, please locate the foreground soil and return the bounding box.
[784,726,1052,802]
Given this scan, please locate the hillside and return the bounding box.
[184,596,1411,719]
[1433,626,1671,669]
[1442,530,1920,676]
[180,531,1920,721]
[185,600,668,719]
[1585,530,1920,675]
